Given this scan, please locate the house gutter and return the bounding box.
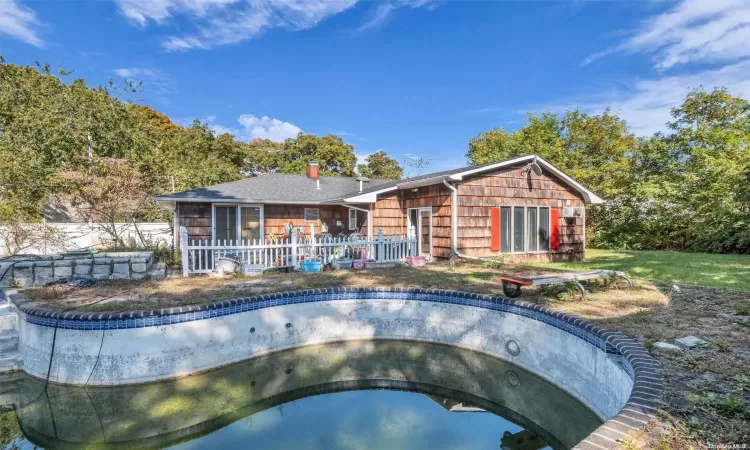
[152,197,327,205]
[442,179,483,261]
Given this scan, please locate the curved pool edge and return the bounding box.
[5,287,662,450]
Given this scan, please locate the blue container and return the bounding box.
[300,261,322,272]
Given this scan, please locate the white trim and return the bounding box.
[341,154,604,204]
[449,155,604,204]
[367,205,373,241]
[211,203,264,244]
[342,186,398,203]
[407,207,433,259]
[447,154,537,180]
[156,198,325,205]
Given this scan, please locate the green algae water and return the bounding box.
[1,341,601,450]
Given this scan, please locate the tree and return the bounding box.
[467,109,634,199]
[278,133,357,176]
[244,138,283,175]
[467,128,516,165]
[357,151,403,179]
[662,89,750,252]
[57,158,152,249]
[0,59,249,224]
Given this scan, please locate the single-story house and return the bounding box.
[153,154,603,262]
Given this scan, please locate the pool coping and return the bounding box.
[5,287,662,450]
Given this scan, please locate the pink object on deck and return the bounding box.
[406,256,426,267]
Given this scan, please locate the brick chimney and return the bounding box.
[307,161,319,179]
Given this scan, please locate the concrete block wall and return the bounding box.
[3,252,166,288]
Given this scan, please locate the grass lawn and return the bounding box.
[530,248,750,291]
[18,258,750,449]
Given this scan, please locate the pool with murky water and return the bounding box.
[0,341,601,450]
[2,340,601,450]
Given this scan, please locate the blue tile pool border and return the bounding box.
[5,286,662,450]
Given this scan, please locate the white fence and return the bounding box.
[0,222,172,256]
[180,227,417,276]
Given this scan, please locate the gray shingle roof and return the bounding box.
[153,154,608,204]
[153,174,394,203]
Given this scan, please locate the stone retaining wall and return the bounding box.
[1,252,165,287]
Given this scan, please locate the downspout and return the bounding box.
[442,179,483,261]
[442,180,458,255]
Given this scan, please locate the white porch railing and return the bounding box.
[180,227,417,276]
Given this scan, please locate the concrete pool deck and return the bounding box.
[3,287,662,450]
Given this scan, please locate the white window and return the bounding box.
[500,206,550,253]
[348,209,358,230]
[304,208,319,222]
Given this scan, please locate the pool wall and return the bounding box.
[6,287,662,449]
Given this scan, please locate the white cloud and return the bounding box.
[163,36,208,51]
[570,0,750,136]
[115,0,358,50]
[551,60,750,136]
[236,114,302,141]
[116,0,240,26]
[358,0,433,31]
[587,0,750,69]
[114,67,165,79]
[116,0,436,50]
[0,0,43,47]
[176,114,301,140]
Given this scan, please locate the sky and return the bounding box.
[2,0,750,170]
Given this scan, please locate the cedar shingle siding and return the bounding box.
[454,166,584,261]
[177,202,212,244]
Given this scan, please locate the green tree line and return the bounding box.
[468,89,750,253]
[0,58,403,224]
[3,58,749,253]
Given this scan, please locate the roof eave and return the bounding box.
[445,155,606,205]
[151,196,337,206]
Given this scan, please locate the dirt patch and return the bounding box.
[19,260,750,447]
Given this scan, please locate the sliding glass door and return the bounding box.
[213,204,263,244]
[240,206,262,242]
[214,206,237,244]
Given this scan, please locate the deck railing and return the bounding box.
[180,227,417,276]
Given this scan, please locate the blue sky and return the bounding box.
[2,0,750,171]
